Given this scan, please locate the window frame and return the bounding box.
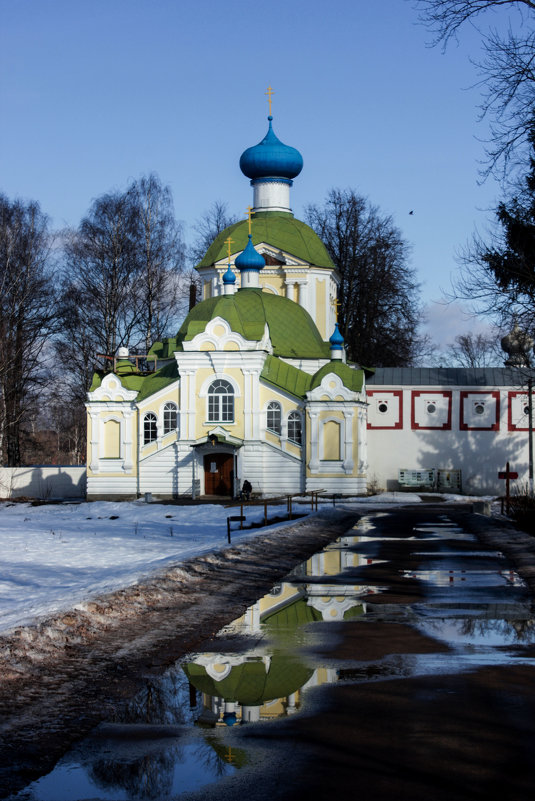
[163,402,178,435]
[207,379,234,423]
[266,401,282,435]
[287,411,302,446]
[143,412,157,445]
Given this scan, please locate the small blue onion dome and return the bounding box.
[235,234,266,272]
[240,116,303,180]
[329,323,345,349]
[223,712,238,727]
[223,264,236,284]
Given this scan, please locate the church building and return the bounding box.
[86,105,535,500]
[86,110,368,500]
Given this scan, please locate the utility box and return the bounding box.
[437,469,462,492]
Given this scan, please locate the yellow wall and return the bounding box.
[323,420,341,460]
[103,420,120,458]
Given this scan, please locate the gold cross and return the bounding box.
[332,297,341,322]
[225,235,233,262]
[225,746,235,764]
[265,85,274,116]
[245,205,254,235]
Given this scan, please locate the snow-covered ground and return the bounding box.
[0,493,493,634]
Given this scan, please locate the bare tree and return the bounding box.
[190,201,238,265]
[58,175,187,392]
[306,189,424,367]
[443,331,501,365]
[0,195,58,465]
[412,0,535,180]
[128,174,187,351]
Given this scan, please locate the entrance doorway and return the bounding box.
[203,453,234,496]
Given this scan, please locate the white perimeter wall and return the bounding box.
[0,466,86,500]
[367,387,529,495]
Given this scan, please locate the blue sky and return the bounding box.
[0,0,521,348]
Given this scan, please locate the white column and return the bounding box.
[308,410,320,472]
[179,369,196,440]
[123,409,134,471]
[342,409,355,473]
[357,406,368,474]
[89,410,100,473]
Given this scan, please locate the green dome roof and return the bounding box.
[197,211,334,270]
[176,289,330,359]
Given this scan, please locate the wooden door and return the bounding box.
[204,453,234,496]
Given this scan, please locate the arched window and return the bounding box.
[163,402,178,434]
[287,411,302,446]
[208,379,234,423]
[144,412,157,444]
[266,401,282,434]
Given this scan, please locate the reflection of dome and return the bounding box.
[240,116,303,181]
[183,654,313,706]
[223,712,237,727]
[176,288,330,360]
[197,212,334,270]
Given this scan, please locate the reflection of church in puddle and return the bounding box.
[183,533,372,726]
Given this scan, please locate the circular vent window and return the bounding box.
[475,403,485,415]
[426,403,436,414]
[378,402,388,414]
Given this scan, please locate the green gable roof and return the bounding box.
[310,361,364,393]
[173,289,331,360]
[197,211,334,269]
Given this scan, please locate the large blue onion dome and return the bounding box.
[234,234,266,272]
[240,116,303,181]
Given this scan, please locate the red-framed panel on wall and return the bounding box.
[411,391,452,430]
[460,391,500,431]
[508,390,535,431]
[367,390,403,430]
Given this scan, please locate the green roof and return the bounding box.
[173,289,331,360]
[310,361,364,393]
[261,355,313,398]
[197,211,334,269]
[183,654,313,706]
[89,360,178,401]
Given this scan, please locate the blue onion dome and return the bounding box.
[235,234,266,272]
[329,323,344,348]
[223,264,236,284]
[240,116,303,180]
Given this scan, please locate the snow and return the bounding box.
[0,493,495,635]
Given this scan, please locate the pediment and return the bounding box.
[306,372,358,402]
[87,373,138,402]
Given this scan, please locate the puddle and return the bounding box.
[7,512,535,800]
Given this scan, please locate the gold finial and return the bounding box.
[245,205,254,235]
[265,85,274,116]
[225,235,233,262]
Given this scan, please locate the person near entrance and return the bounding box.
[241,479,252,501]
